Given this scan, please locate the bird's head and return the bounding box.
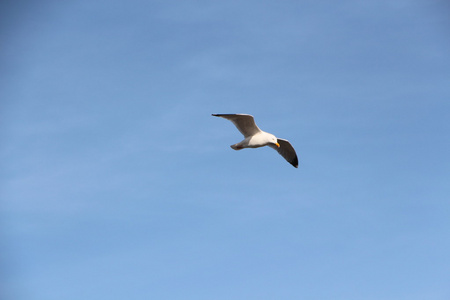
[269,134,280,147]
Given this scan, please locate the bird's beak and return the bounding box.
[276,142,280,148]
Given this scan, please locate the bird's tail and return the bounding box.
[230,144,243,150]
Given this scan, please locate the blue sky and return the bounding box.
[1,0,449,299]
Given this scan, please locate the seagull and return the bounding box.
[212,114,298,168]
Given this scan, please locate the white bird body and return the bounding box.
[231,131,276,149]
[212,113,299,168]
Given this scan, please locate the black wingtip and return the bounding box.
[291,157,299,168]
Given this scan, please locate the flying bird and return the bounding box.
[212,113,298,168]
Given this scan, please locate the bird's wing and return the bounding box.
[212,114,262,137]
[268,138,298,168]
